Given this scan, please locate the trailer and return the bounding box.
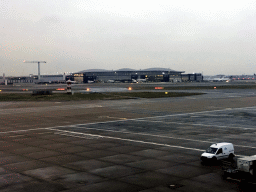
[222,155,256,184]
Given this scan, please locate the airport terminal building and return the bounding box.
[67,68,203,83]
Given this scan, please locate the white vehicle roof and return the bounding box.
[210,142,233,148]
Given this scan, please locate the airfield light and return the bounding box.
[128,87,132,91]
[214,87,217,89]
[56,88,65,91]
[86,88,90,91]
[165,92,168,94]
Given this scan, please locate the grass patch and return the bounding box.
[0,92,204,101]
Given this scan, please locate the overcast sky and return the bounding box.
[1,0,256,76]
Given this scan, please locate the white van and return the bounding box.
[201,142,234,162]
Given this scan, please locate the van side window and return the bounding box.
[216,148,222,154]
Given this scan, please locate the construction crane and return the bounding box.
[23,61,46,80]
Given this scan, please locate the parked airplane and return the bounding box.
[205,75,231,82]
[132,79,147,83]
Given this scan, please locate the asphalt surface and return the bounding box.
[0,83,256,191]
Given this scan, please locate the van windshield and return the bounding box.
[206,147,218,154]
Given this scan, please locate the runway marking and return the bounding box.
[0,104,103,115]
[51,129,256,157]
[54,130,103,139]
[2,126,253,151]
[98,116,127,120]
[37,132,53,135]
[54,126,256,150]
[0,126,255,154]
[9,135,25,138]
[133,120,256,130]
[68,106,256,126]
[0,106,256,153]
[64,126,213,143]
[51,129,205,152]
[0,128,48,134]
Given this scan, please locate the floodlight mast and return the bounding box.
[23,61,46,80]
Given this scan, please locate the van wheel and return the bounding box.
[212,157,217,164]
[228,154,234,161]
[201,160,206,165]
[222,172,228,180]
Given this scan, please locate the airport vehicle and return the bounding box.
[223,155,256,183]
[201,142,235,162]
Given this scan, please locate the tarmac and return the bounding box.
[0,83,256,191]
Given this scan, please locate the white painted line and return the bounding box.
[202,114,230,117]
[0,128,49,134]
[53,129,205,152]
[133,120,255,130]
[99,116,127,120]
[50,126,256,150]
[54,131,102,139]
[54,130,103,138]
[37,132,53,135]
[35,106,256,130]
[9,135,25,138]
[71,106,256,126]
[68,126,213,144]
[0,104,103,115]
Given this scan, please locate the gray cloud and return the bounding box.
[1,0,256,76]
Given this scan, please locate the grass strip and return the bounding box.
[0,92,204,101]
